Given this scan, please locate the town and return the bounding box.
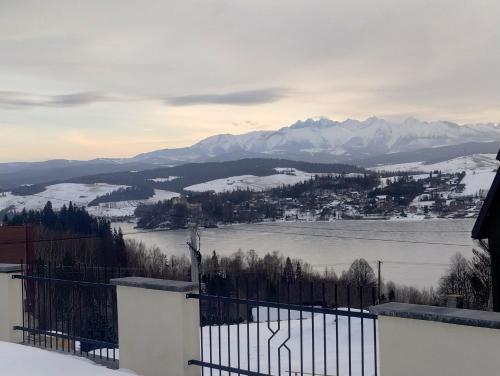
[135,168,485,229]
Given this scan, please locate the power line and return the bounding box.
[218,226,473,247]
[0,223,474,248]
[253,222,471,234]
[311,260,452,269]
[381,260,452,267]
[0,228,175,246]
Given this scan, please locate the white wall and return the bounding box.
[378,315,500,376]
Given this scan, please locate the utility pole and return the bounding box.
[377,260,383,304]
[187,225,201,284]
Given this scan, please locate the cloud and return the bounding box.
[231,120,270,130]
[0,91,121,108]
[166,88,287,106]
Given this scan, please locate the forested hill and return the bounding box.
[70,158,367,193]
[4,202,127,266]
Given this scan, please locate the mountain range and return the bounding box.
[134,117,500,164]
[1,117,499,190]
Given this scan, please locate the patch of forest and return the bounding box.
[10,183,47,196]
[88,186,154,206]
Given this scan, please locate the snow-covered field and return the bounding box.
[371,154,498,174]
[458,170,497,196]
[0,183,179,218]
[87,189,180,217]
[372,154,499,197]
[1,307,376,376]
[185,168,326,193]
[0,183,127,211]
[0,342,134,376]
[147,176,179,182]
[202,308,378,376]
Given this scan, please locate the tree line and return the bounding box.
[2,202,491,311]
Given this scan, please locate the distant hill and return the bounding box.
[353,141,500,167]
[70,158,367,193]
[0,159,162,191]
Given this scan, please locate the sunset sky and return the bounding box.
[1,1,499,162]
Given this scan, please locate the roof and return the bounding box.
[472,150,500,239]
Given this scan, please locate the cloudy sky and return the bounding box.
[1,0,499,162]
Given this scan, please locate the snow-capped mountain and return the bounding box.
[1,117,499,190]
[132,117,500,164]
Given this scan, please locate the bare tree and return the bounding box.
[344,258,376,287]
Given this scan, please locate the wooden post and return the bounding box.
[187,225,200,284]
[378,260,383,303]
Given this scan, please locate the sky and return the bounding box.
[1,0,499,162]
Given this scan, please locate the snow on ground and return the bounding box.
[372,154,499,197]
[185,169,326,193]
[149,189,180,202]
[147,176,179,182]
[457,170,497,196]
[202,308,377,376]
[0,183,127,212]
[0,342,135,376]
[379,173,429,188]
[0,183,179,219]
[86,189,180,218]
[1,308,375,376]
[370,154,498,174]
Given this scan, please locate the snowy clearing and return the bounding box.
[185,169,327,193]
[202,308,378,376]
[456,170,497,196]
[0,184,179,218]
[86,189,180,218]
[0,183,127,212]
[372,154,499,197]
[370,154,498,174]
[0,342,135,376]
[146,176,179,182]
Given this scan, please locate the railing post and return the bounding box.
[111,277,200,376]
[0,264,23,343]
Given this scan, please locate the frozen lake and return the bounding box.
[114,219,476,289]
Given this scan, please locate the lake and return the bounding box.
[113,219,476,289]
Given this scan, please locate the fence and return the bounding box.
[12,263,119,364]
[9,265,380,375]
[188,278,379,376]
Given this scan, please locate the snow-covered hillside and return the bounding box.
[133,117,500,163]
[0,183,179,218]
[86,189,179,217]
[371,154,499,197]
[371,153,498,173]
[185,168,322,193]
[0,183,126,211]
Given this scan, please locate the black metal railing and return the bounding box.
[12,263,119,364]
[188,280,378,376]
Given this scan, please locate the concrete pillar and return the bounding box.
[371,302,500,376]
[111,277,200,376]
[0,264,23,343]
